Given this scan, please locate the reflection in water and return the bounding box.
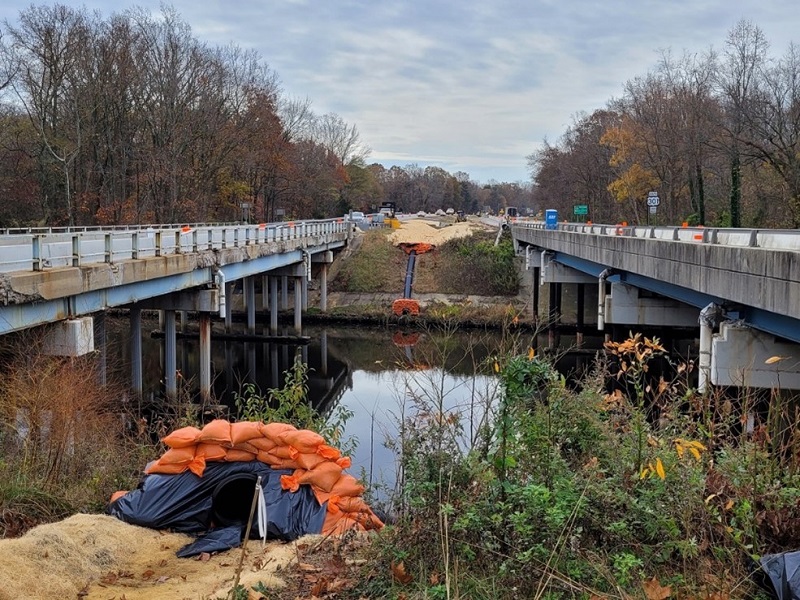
[103,319,692,499]
[104,320,516,496]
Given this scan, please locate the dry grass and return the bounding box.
[0,330,155,526]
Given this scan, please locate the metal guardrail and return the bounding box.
[0,219,351,274]
[514,221,800,251]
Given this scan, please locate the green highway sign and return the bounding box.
[573,204,588,215]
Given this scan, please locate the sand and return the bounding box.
[0,513,314,600]
[388,219,484,246]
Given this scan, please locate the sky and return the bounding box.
[1,1,798,184]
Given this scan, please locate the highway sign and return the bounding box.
[649,206,657,214]
[573,204,588,215]
[646,192,660,207]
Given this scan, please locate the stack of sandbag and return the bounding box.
[144,419,383,534]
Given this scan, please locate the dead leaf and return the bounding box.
[311,576,329,596]
[100,572,119,585]
[198,552,211,562]
[391,561,413,584]
[298,562,320,572]
[765,355,788,365]
[643,576,672,600]
[141,569,155,580]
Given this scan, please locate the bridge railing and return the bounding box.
[514,221,800,251]
[0,219,350,274]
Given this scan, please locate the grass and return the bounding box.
[329,227,520,297]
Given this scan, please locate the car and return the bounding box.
[417,210,426,217]
[445,207,455,215]
[347,211,366,223]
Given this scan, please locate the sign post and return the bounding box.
[646,191,659,225]
[573,204,588,222]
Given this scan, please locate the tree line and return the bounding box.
[0,4,530,228]
[528,20,800,228]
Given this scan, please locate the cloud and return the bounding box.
[0,0,798,183]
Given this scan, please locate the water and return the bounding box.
[103,318,514,497]
[102,316,697,499]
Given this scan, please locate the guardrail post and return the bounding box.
[72,234,80,267]
[155,231,162,257]
[131,232,139,260]
[175,230,182,254]
[749,229,759,247]
[32,235,42,271]
[192,228,198,252]
[105,233,112,262]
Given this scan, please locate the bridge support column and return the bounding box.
[199,313,212,402]
[576,283,585,347]
[281,276,289,310]
[294,277,302,334]
[130,308,143,397]
[320,263,329,312]
[301,275,308,311]
[262,275,269,312]
[312,250,334,312]
[41,316,94,358]
[245,276,256,334]
[224,282,233,332]
[711,321,800,390]
[532,267,540,321]
[164,310,177,398]
[269,276,279,335]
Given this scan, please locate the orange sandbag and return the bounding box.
[230,421,263,445]
[317,444,341,460]
[225,448,256,462]
[297,462,343,493]
[336,456,352,469]
[315,474,365,504]
[145,459,188,475]
[197,442,227,461]
[269,445,299,460]
[159,447,196,466]
[260,422,297,442]
[199,419,232,445]
[279,429,325,453]
[249,437,278,452]
[187,454,206,477]
[257,450,281,466]
[335,495,370,515]
[232,441,259,454]
[322,511,364,536]
[280,473,300,492]
[296,452,327,470]
[162,426,202,448]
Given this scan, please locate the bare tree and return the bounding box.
[4,4,92,225]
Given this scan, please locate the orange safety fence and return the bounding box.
[138,419,383,535]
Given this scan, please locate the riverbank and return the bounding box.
[308,219,535,328]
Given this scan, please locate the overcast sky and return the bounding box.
[1,1,798,184]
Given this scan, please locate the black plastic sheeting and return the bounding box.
[759,551,800,600]
[107,461,327,556]
[176,525,243,558]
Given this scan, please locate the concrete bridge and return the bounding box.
[512,221,800,391]
[0,219,351,398]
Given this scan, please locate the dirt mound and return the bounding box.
[0,513,309,599]
[388,219,482,246]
